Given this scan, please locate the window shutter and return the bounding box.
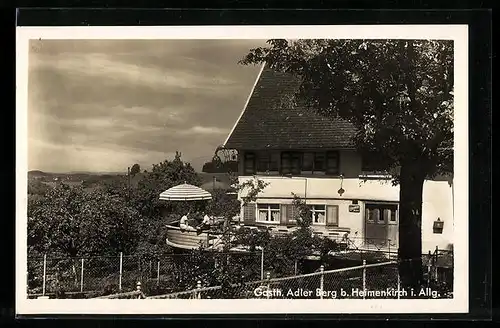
[280,204,288,225]
[243,203,256,225]
[326,205,339,227]
[288,204,298,224]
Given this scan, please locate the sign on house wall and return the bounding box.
[348,205,361,213]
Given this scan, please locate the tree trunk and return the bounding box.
[398,162,426,291]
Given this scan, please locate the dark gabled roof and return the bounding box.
[224,64,357,151]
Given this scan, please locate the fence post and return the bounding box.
[397,269,401,300]
[136,281,141,299]
[434,246,439,282]
[266,272,271,299]
[80,258,84,293]
[119,252,123,292]
[42,254,47,296]
[260,248,264,280]
[138,256,141,282]
[319,265,324,299]
[149,260,152,280]
[157,260,160,286]
[197,280,202,299]
[294,260,298,275]
[362,259,366,300]
[427,250,432,286]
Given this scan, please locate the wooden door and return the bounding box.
[365,204,387,247]
[364,203,398,248]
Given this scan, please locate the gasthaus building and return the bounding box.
[220,64,454,255]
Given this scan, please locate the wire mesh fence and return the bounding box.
[27,249,453,299]
[146,256,453,300]
[27,251,267,298]
[148,261,397,300]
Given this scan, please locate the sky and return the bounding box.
[27,39,266,173]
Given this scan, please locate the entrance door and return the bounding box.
[364,203,398,248]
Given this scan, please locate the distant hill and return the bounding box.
[27,170,235,191]
[28,170,125,176]
[28,170,52,177]
[67,171,126,175]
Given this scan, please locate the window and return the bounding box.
[325,151,340,175]
[361,152,389,174]
[269,152,280,171]
[256,152,279,173]
[314,153,326,172]
[281,152,301,175]
[379,210,386,223]
[308,205,326,225]
[387,207,397,224]
[366,207,380,222]
[243,152,255,175]
[366,204,398,224]
[390,210,396,222]
[256,204,280,223]
[302,152,326,174]
[302,152,314,172]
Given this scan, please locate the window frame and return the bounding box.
[243,152,256,175]
[309,204,327,225]
[280,151,302,175]
[302,152,327,174]
[361,152,391,176]
[255,152,280,173]
[256,204,281,224]
[325,151,340,175]
[365,203,398,225]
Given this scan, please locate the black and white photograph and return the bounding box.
[16,25,468,314]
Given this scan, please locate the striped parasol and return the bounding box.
[159,182,212,201]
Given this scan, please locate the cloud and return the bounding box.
[26,39,265,172]
[28,138,177,173]
[181,126,229,135]
[29,52,241,95]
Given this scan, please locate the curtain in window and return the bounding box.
[271,211,280,222]
[316,211,326,224]
[259,210,268,221]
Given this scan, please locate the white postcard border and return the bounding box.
[16,24,469,315]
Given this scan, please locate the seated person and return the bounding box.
[197,212,212,231]
[179,212,196,231]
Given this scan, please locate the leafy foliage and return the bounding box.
[240,39,453,180]
[130,164,141,176]
[132,151,201,221]
[202,160,238,173]
[28,183,139,257]
[28,179,51,196]
[240,39,454,288]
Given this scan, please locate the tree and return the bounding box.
[28,179,51,196]
[240,39,454,289]
[130,152,201,256]
[130,164,141,177]
[202,160,239,173]
[27,183,139,257]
